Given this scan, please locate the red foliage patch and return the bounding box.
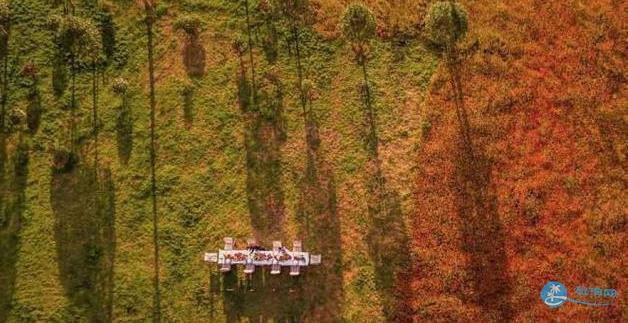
[408,0,626,321]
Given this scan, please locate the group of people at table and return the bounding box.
[204,237,321,276]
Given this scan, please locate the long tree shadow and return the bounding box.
[447,50,513,320]
[294,94,345,321]
[453,138,513,321]
[0,136,28,322]
[50,163,116,322]
[181,84,195,128]
[365,168,412,322]
[242,71,287,242]
[219,59,311,322]
[26,84,42,134]
[359,81,413,322]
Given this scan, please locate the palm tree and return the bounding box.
[280,0,326,159]
[280,0,311,118]
[257,0,279,63]
[232,37,253,112]
[112,77,132,163]
[232,37,247,79]
[341,3,378,156]
[89,4,104,172]
[91,49,102,172]
[424,1,470,146]
[141,0,161,321]
[50,15,101,153]
[243,0,257,104]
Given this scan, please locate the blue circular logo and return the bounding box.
[541,281,568,308]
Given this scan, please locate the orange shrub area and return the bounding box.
[409,0,625,321]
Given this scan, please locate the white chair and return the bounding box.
[270,259,281,275]
[220,259,232,272]
[244,260,255,274]
[224,237,234,251]
[293,240,302,252]
[204,253,218,263]
[289,260,300,276]
[272,240,282,252]
[310,254,321,265]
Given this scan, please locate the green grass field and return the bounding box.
[1,0,437,321]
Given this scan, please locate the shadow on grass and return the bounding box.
[241,71,287,241]
[448,59,513,319]
[182,85,194,128]
[183,39,206,79]
[115,102,133,164]
[364,160,413,322]
[294,104,345,321]
[216,65,313,322]
[26,90,42,134]
[50,164,116,322]
[359,81,413,321]
[221,268,308,322]
[453,139,513,321]
[0,136,28,322]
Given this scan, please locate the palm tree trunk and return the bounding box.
[446,46,472,154]
[292,25,307,118]
[70,53,76,152]
[92,61,99,174]
[291,22,321,162]
[361,59,378,159]
[0,42,7,133]
[244,0,256,105]
[144,2,161,322]
[238,53,245,77]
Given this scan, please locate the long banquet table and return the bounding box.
[217,249,310,266]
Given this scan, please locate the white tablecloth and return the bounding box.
[218,250,309,266]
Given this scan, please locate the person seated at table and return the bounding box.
[278,246,290,254]
[247,244,266,254]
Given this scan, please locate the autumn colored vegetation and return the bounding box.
[0,0,625,322]
[409,0,626,321]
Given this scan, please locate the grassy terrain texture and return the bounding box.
[0,0,625,322]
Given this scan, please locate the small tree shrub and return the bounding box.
[424,1,468,51]
[341,3,376,62]
[173,14,203,39]
[50,15,102,62]
[112,77,128,96]
[7,107,24,128]
[49,15,102,97]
